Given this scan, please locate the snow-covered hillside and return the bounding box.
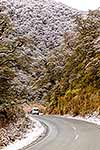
[1,0,80,53]
[0,0,82,103]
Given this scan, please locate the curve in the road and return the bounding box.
[23,115,100,150]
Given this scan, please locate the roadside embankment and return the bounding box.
[1,115,45,150]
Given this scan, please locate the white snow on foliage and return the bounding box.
[1,0,80,53]
[3,117,44,150]
[0,0,81,102]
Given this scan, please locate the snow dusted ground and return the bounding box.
[64,113,100,126]
[2,116,45,150]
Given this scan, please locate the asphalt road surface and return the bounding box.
[23,116,100,150]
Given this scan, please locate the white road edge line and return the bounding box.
[72,126,79,141]
[74,135,79,140]
[72,127,76,130]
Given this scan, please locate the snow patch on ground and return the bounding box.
[2,116,44,150]
[64,113,100,126]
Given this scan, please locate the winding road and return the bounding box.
[23,116,100,150]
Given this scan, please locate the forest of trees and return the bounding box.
[46,10,100,116]
[0,7,100,128]
[0,11,28,127]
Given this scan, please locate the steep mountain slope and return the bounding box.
[46,10,100,115]
[2,0,80,53]
[0,0,100,116]
[1,0,100,148]
[0,0,81,103]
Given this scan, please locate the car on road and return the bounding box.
[31,107,39,115]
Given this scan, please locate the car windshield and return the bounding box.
[33,108,38,111]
